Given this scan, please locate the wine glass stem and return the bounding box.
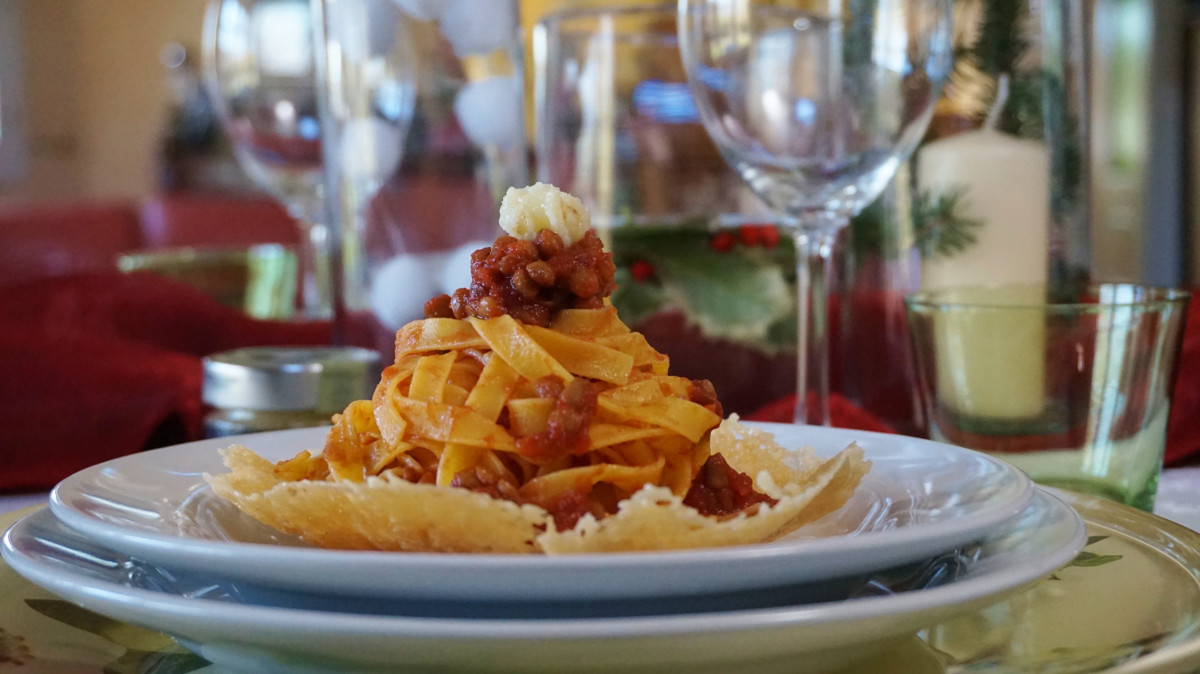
[793,217,844,425]
[295,219,334,320]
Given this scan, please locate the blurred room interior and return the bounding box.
[0,0,637,283]
[0,0,1195,278]
[0,0,1197,286]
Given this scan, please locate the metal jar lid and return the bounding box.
[202,346,382,413]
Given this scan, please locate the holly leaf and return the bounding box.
[765,311,800,350]
[609,227,795,346]
[657,245,793,344]
[611,267,666,327]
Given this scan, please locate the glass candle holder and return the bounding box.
[906,283,1190,510]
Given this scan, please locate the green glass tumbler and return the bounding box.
[906,284,1190,510]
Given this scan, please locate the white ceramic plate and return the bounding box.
[5,490,1084,674]
[49,423,1034,602]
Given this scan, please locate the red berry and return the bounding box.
[738,225,762,246]
[711,232,735,252]
[760,225,781,248]
[630,259,656,282]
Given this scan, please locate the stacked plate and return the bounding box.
[2,423,1086,673]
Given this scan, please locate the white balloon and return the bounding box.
[329,0,400,62]
[454,76,522,150]
[339,117,406,185]
[438,0,515,57]
[370,253,444,330]
[440,240,490,294]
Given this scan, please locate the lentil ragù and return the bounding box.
[424,229,616,327]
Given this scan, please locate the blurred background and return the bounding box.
[0,0,1196,285]
[1,0,1199,482]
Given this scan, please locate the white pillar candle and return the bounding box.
[918,129,1051,290]
[927,284,1047,420]
[917,130,1051,420]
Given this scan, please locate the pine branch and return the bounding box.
[912,188,984,259]
[970,0,1028,77]
[848,196,888,258]
[999,70,1083,216]
[999,70,1046,139]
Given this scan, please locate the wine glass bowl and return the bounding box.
[225,119,324,224]
[678,0,951,423]
[203,0,330,318]
[682,3,949,218]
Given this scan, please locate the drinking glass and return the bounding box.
[534,4,796,416]
[678,0,952,424]
[907,284,1190,510]
[204,0,331,318]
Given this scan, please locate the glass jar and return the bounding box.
[533,4,795,416]
[202,346,381,436]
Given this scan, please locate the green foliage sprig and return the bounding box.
[912,188,984,260]
[849,0,1083,267]
[970,0,1028,79]
[1050,535,1123,580]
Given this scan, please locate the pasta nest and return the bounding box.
[206,307,869,554]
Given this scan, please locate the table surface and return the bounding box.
[0,492,48,515]
[1150,466,1200,531]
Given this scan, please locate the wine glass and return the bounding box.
[678,0,952,424]
[318,0,520,354]
[311,0,417,342]
[203,0,331,318]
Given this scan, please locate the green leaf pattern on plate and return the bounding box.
[23,599,208,673]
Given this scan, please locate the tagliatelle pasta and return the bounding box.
[213,305,720,519]
[205,183,870,554]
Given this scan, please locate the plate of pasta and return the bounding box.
[48,421,1032,603]
[50,183,1034,604]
